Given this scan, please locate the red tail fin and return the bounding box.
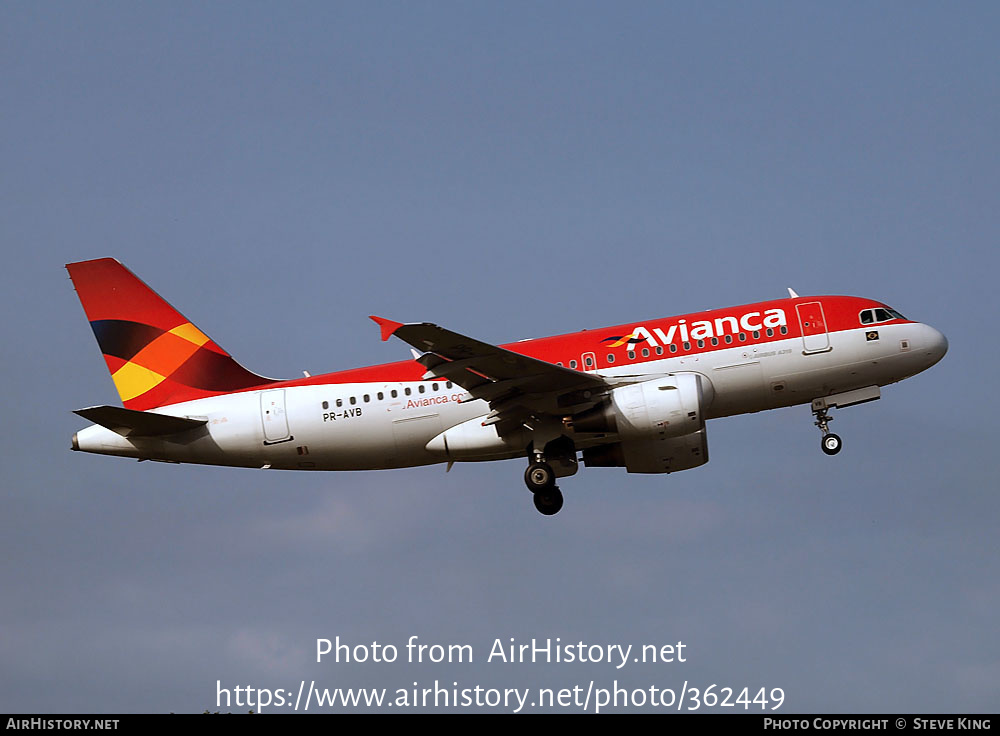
[67,258,275,410]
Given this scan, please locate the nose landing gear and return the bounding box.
[809,387,882,457]
[813,405,843,456]
[821,432,842,455]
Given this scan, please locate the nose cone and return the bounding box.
[922,324,948,367]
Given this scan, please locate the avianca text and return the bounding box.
[612,308,787,348]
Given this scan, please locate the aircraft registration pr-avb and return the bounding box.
[67,258,947,515]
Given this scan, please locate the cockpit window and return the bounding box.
[860,307,906,325]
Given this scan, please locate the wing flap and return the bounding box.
[74,405,208,437]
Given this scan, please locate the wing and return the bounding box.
[370,316,609,434]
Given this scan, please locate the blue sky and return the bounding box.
[1,2,997,712]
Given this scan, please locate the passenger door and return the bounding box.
[796,302,831,353]
[261,389,292,444]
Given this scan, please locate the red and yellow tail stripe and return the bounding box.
[67,259,273,410]
[109,322,211,402]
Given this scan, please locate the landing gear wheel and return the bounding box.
[812,403,842,456]
[524,462,555,492]
[533,486,564,516]
[821,433,843,456]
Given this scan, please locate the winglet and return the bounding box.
[787,287,800,298]
[369,315,405,342]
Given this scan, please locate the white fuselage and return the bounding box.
[73,321,946,471]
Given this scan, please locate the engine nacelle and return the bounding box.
[577,373,713,474]
[574,373,711,438]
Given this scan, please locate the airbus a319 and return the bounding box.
[67,258,948,515]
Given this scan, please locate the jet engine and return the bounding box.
[576,373,713,474]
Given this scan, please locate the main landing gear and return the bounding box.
[524,461,564,516]
[813,405,843,456]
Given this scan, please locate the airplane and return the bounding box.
[67,258,948,515]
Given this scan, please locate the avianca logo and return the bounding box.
[602,309,787,348]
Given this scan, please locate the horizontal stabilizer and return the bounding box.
[74,405,207,437]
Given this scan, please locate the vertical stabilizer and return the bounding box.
[67,258,275,410]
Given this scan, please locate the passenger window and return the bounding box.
[570,360,577,369]
[350,396,356,405]
[391,390,397,398]
[607,354,615,363]
[641,348,649,357]
[432,383,439,391]
[739,333,746,342]
[696,340,704,348]
[585,356,594,367]
[446,381,453,389]
[405,387,411,396]
[725,335,733,344]
[336,399,343,408]
[669,344,678,353]
[627,351,635,360]
[363,394,370,402]
[780,326,788,335]
[377,392,384,400]
[419,384,426,393]
[752,331,760,339]
[683,342,690,351]
[766,328,774,337]
[322,401,329,410]
[655,346,663,355]
[710,337,718,346]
